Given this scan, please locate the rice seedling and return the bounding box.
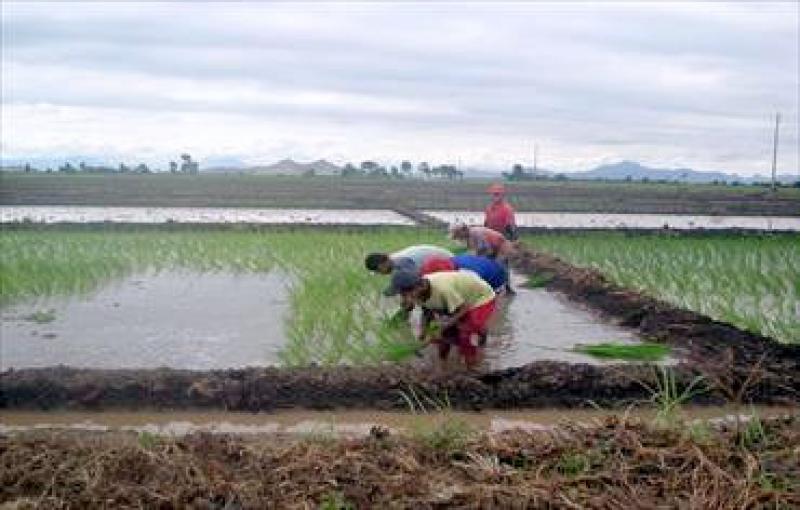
[573,341,671,361]
[526,232,800,344]
[0,228,455,366]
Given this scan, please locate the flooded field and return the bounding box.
[4,206,799,231]
[0,206,415,225]
[486,286,646,368]
[1,269,649,371]
[1,270,288,370]
[426,210,800,231]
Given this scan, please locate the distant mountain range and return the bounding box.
[561,160,796,184]
[204,159,342,176]
[2,157,797,184]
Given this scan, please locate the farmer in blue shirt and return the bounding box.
[420,254,509,293]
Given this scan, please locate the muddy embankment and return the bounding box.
[1,245,798,412]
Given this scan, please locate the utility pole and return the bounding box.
[771,112,780,192]
[531,142,538,178]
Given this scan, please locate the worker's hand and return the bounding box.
[436,318,455,334]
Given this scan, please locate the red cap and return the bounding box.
[487,183,506,194]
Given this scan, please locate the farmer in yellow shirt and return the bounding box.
[384,270,497,368]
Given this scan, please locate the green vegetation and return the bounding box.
[319,492,354,510]
[639,367,707,427]
[523,271,554,289]
[526,232,800,344]
[401,386,476,453]
[556,452,590,477]
[573,341,671,361]
[0,228,455,365]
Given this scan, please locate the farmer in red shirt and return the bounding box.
[484,183,517,240]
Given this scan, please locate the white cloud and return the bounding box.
[1,1,797,176]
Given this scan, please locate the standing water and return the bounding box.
[1,270,288,370]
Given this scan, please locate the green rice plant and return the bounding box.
[525,232,800,344]
[0,228,456,366]
[573,342,671,362]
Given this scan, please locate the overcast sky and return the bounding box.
[2,1,798,175]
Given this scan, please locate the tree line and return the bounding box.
[340,160,463,180]
[20,154,199,175]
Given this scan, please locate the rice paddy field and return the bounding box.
[0,228,457,367]
[2,225,799,507]
[525,232,800,344]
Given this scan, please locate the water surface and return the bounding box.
[1,270,288,370]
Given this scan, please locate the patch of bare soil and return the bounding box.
[2,414,798,509]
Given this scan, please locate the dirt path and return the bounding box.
[2,414,798,508]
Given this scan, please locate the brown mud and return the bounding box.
[2,414,798,508]
[1,245,798,412]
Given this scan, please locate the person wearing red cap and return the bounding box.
[484,183,517,241]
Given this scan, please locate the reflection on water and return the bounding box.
[1,270,288,370]
[0,206,414,225]
[484,285,645,369]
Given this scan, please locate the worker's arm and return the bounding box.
[418,308,433,342]
[436,304,469,333]
[474,238,492,257]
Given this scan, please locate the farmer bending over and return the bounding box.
[384,270,497,369]
[364,244,453,275]
[450,225,516,294]
[365,245,454,318]
[419,254,508,294]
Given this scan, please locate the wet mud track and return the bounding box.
[2,245,798,411]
